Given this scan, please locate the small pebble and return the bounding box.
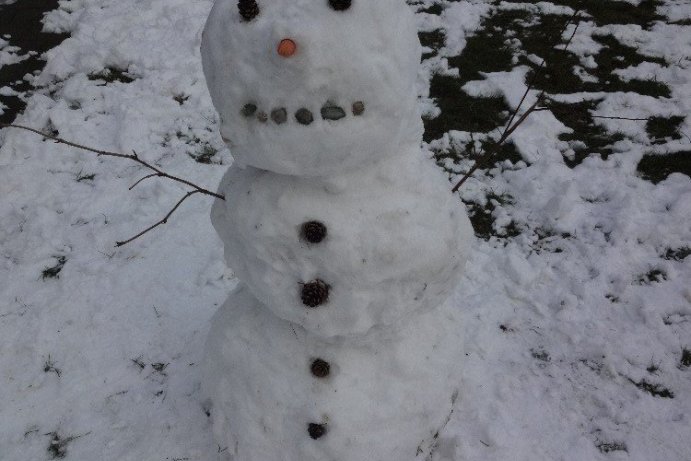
[241,103,257,117]
[321,104,346,121]
[271,108,287,124]
[295,108,314,125]
[352,101,365,116]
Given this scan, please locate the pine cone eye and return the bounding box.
[238,0,259,21]
[328,0,352,11]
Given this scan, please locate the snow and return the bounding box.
[1,0,690,460]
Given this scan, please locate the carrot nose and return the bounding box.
[277,38,297,58]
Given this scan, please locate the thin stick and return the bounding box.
[115,190,202,247]
[591,115,650,121]
[451,10,582,193]
[501,8,582,137]
[0,123,224,200]
[129,173,161,190]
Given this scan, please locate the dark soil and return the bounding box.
[0,0,68,124]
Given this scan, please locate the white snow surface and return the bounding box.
[1,0,690,461]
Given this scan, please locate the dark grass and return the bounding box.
[646,116,685,144]
[681,349,691,368]
[596,441,628,453]
[546,98,627,168]
[663,247,691,261]
[503,0,664,28]
[0,0,68,124]
[628,378,674,398]
[42,256,66,279]
[88,67,136,84]
[637,151,691,183]
[418,29,445,60]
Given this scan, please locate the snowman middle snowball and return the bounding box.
[202,0,474,459]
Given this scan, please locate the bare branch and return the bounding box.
[0,123,225,200]
[451,10,582,193]
[115,190,203,247]
[129,173,161,190]
[501,8,583,137]
[591,115,650,121]
[452,96,544,192]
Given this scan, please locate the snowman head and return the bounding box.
[201,0,422,176]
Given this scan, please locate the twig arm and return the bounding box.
[115,190,203,247]
[0,123,224,200]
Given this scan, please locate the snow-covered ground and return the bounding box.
[1,0,689,460]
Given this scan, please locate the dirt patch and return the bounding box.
[0,0,68,124]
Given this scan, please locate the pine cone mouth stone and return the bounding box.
[271,107,287,124]
[238,100,363,124]
[321,104,346,121]
[295,108,314,125]
[241,103,257,117]
[301,279,330,307]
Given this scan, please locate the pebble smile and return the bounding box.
[241,101,365,125]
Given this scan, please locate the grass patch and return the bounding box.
[43,355,61,377]
[531,348,551,362]
[42,256,67,280]
[596,441,628,453]
[505,0,665,28]
[628,378,674,398]
[681,349,691,368]
[418,29,445,60]
[463,193,520,240]
[76,171,96,182]
[663,247,690,261]
[47,432,90,459]
[424,74,510,142]
[636,269,667,285]
[646,116,685,144]
[546,98,626,167]
[88,67,135,84]
[637,151,691,183]
[189,144,219,164]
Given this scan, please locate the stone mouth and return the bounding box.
[240,101,365,126]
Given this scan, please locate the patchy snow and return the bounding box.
[1,0,690,461]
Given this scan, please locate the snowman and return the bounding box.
[200,0,474,459]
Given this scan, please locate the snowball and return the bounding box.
[201,0,423,176]
[204,284,465,461]
[211,145,473,338]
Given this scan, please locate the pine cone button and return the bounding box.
[308,423,327,439]
[328,0,352,11]
[301,221,327,244]
[238,0,260,21]
[310,359,331,378]
[301,279,330,307]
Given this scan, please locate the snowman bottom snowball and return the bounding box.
[203,285,464,461]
